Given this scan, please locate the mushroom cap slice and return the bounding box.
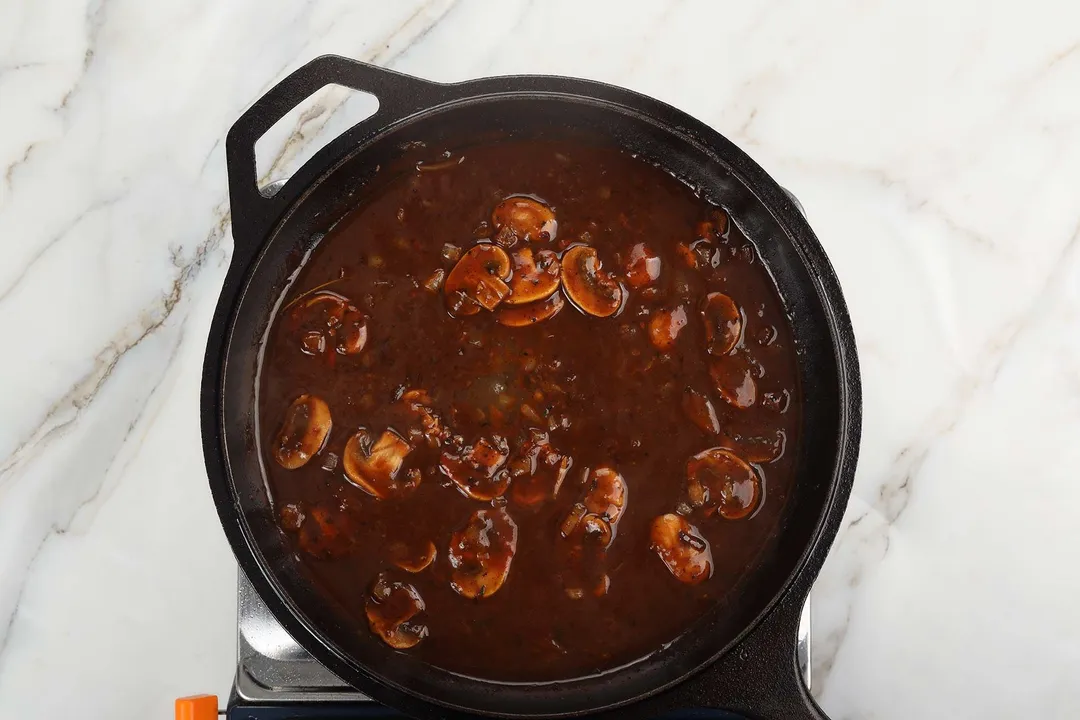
[291,290,347,325]
[495,292,565,327]
[683,388,721,436]
[336,305,369,355]
[272,394,332,469]
[389,540,438,573]
[647,305,689,352]
[343,429,416,499]
[439,435,511,501]
[650,513,713,585]
[583,466,628,525]
[448,507,519,599]
[686,447,762,520]
[365,572,428,649]
[296,505,356,558]
[444,244,513,315]
[624,243,662,288]
[492,196,557,244]
[505,248,561,305]
[710,357,758,409]
[701,292,742,356]
[561,245,624,318]
[579,513,614,548]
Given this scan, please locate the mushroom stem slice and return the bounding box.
[272,394,332,470]
[365,573,428,649]
[343,429,416,499]
[444,244,513,314]
[561,245,624,318]
[686,447,762,520]
[505,248,562,305]
[650,514,713,584]
[495,292,565,327]
[560,503,589,538]
[448,507,519,599]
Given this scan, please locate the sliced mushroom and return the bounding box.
[343,428,417,499]
[686,447,762,520]
[578,513,614,548]
[560,521,614,598]
[560,503,589,539]
[675,242,698,269]
[650,514,713,584]
[561,245,624,318]
[365,572,428,649]
[296,505,355,558]
[398,388,449,448]
[701,292,742,356]
[506,248,561,305]
[338,306,368,355]
[683,389,721,435]
[492,196,557,244]
[725,427,787,464]
[647,305,689,352]
[279,503,305,531]
[422,268,445,293]
[559,467,627,550]
[697,209,729,239]
[495,292,565,327]
[444,244,512,315]
[389,540,437,573]
[290,291,368,356]
[583,467,628,525]
[439,435,510,501]
[624,243,662,288]
[272,394,332,469]
[710,357,758,409]
[448,507,519,599]
[508,429,573,509]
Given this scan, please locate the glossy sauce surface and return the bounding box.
[259,139,800,681]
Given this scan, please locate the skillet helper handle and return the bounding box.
[224,54,438,261]
[665,589,826,720]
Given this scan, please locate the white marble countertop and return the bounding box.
[2,1,1079,718]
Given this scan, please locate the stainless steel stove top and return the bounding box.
[235,570,370,704]
[234,570,812,706]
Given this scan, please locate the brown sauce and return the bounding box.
[258,139,800,681]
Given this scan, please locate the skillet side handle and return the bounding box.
[664,588,827,720]
[224,54,439,264]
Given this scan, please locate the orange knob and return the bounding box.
[175,694,218,720]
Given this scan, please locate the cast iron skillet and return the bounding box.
[201,55,861,720]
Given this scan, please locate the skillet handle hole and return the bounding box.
[254,85,379,195]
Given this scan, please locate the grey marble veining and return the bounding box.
[1,1,1080,718]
